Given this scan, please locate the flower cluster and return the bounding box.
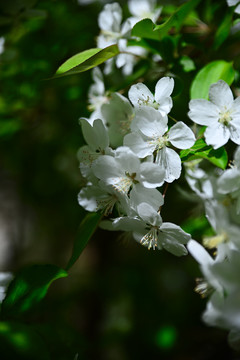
[78,75,196,255]
[77,0,240,349]
[186,146,240,349]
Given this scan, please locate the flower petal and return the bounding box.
[204,122,230,149]
[156,147,181,183]
[168,121,196,149]
[188,99,219,125]
[137,202,162,226]
[139,161,165,187]
[209,80,234,108]
[130,184,164,212]
[124,132,155,158]
[229,121,240,145]
[81,118,109,150]
[155,77,174,102]
[132,107,168,137]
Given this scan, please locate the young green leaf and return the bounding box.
[132,0,201,40]
[55,45,119,77]
[1,264,68,317]
[190,60,235,99]
[180,138,228,170]
[66,212,102,270]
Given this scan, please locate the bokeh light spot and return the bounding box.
[155,326,177,349]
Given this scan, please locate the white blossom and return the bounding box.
[87,67,108,123]
[101,92,134,148]
[113,202,190,254]
[124,107,195,182]
[188,80,240,149]
[128,0,162,26]
[128,77,174,117]
[92,146,165,194]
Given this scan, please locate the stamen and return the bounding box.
[112,176,132,194]
[203,231,228,249]
[195,278,213,298]
[218,107,232,125]
[140,227,159,250]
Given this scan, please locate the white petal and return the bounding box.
[227,0,239,5]
[188,99,219,125]
[218,168,240,193]
[158,97,173,116]
[229,121,240,145]
[81,118,109,150]
[209,80,234,108]
[113,216,145,232]
[128,83,154,107]
[159,222,190,256]
[92,155,123,182]
[132,107,168,137]
[156,147,181,183]
[115,146,141,173]
[155,77,174,102]
[130,184,164,211]
[78,186,99,212]
[168,121,196,149]
[124,132,155,158]
[204,122,230,149]
[98,3,122,32]
[137,203,162,226]
[187,239,214,265]
[139,162,165,187]
[231,96,240,119]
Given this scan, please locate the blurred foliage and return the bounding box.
[0,0,240,359]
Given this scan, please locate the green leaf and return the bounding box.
[55,45,119,77]
[0,322,50,360]
[180,138,228,169]
[1,264,68,317]
[132,0,201,40]
[66,212,102,270]
[213,9,233,49]
[190,60,235,99]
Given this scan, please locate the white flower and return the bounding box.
[128,77,174,117]
[78,181,128,215]
[77,118,113,179]
[101,92,134,148]
[124,107,196,182]
[115,38,147,75]
[87,67,108,123]
[113,202,190,254]
[226,0,240,14]
[188,80,240,149]
[97,3,132,48]
[92,146,165,194]
[128,0,162,26]
[217,146,240,214]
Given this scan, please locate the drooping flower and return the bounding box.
[188,80,240,149]
[124,107,195,182]
[113,202,190,254]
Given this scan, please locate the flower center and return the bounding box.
[149,135,168,151]
[203,231,228,249]
[112,173,137,194]
[218,107,232,126]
